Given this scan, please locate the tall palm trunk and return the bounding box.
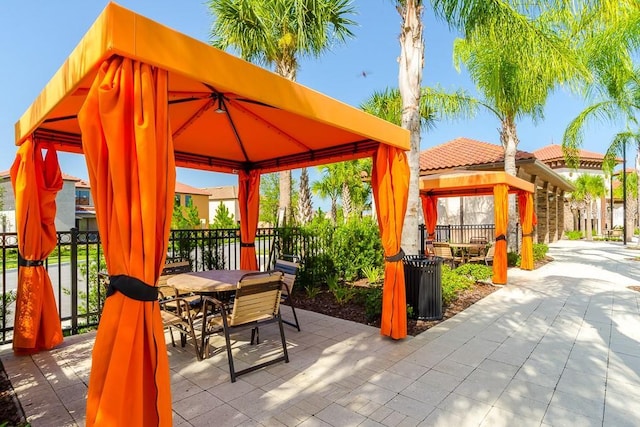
[297,167,313,225]
[500,116,519,251]
[585,196,593,240]
[398,0,424,256]
[277,61,297,224]
[342,182,352,221]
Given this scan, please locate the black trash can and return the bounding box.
[403,255,443,320]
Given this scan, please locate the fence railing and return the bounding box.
[418,224,520,255]
[1,223,506,345]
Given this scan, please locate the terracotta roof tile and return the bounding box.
[175,182,211,195]
[419,137,535,172]
[534,144,605,161]
[202,186,238,200]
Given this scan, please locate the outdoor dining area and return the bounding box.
[9,3,412,425]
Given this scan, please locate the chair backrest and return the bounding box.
[274,259,300,296]
[468,237,488,256]
[469,236,488,245]
[229,271,284,326]
[433,244,453,259]
[485,245,495,259]
[157,260,191,287]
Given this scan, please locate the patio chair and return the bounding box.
[274,258,301,331]
[468,236,489,258]
[469,244,495,266]
[157,260,202,311]
[425,240,436,256]
[158,286,202,360]
[432,242,462,268]
[200,271,289,382]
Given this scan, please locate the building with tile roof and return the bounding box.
[534,144,625,235]
[0,170,79,232]
[202,186,239,226]
[420,137,574,244]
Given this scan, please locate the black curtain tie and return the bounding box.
[496,234,507,242]
[385,248,405,262]
[107,275,158,301]
[240,242,255,248]
[18,253,44,267]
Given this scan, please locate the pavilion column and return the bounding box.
[537,182,550,244]
[549,187,558,243]
[558,190,566,239]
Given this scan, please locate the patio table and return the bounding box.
[167,269,258,293]
[447,242,487,263]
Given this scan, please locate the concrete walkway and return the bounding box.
[2,239,640,426]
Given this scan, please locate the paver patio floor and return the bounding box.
[2,239,640,426]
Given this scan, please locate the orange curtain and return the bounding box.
[10,139,63,355]
[493,184,509,284]
[238,170,260,270]
[518,191,536,270]
[420,194,438,239]
[371,145,409,339]
[78,56,174,427]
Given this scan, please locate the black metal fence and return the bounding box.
[1,223,504,345]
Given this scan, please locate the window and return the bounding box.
[185,195,193,207]
[174,194,181,206]
[75,189,91,206]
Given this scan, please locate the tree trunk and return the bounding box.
[297,167,313,225]
[398,0,424,256]
[500,117,519,251]
[636,149,640,245]
[279,170,292,225]
[276,61,297,224]
[342,182,352,221]
[585,197,593,240]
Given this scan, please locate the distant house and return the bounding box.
[174,182,211,227]
[0,170,78,232]
[420,137,574,244]
[534,144,622,235]
[75,179,98,231]
[202,186,239,225]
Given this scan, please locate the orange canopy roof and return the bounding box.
[15,2,409,175]
[420,171,534,197]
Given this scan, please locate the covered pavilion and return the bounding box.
[419,170,536,284]
[10,3,410,426]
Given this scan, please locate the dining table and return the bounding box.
[167,269,258,293]
[447,242,487,263]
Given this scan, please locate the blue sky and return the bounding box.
[0,1,631,204]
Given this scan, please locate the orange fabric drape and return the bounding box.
[10,139,63,354]
[518,191,536,270]
[78,57,174,427]
[420,194,438,239]
[493,184,509,284]
[238,170,260,270]
[372,145,410,340]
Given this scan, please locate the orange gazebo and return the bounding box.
[419,171,536,284]
[12,3,410,426]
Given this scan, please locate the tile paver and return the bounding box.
[2,239,640,426]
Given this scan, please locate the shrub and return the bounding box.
[327,275,357,305]
[565,230,583,240]
[507,251,521,267]
[441,264,474,306]
[362,265,383,285]
[331,217,383,281]
[454,263,492,281]
[1,290,17,323]
[362,286,383,322]
[532,243,548,262]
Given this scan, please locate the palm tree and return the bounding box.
[392,0,580,255]
[208,0,356,224]
[312,163,343,223]
[571,174,606,240]
[561,3,640,242]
